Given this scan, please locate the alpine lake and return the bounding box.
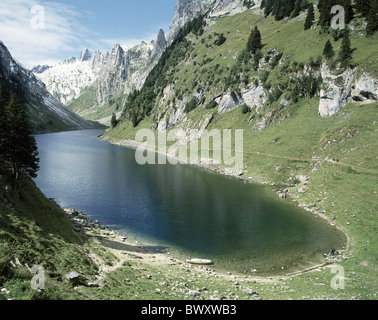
[34,130,347,276]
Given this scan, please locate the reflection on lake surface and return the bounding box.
[34,130,347,275]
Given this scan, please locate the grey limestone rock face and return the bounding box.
[319,63,377,117]
[352,72,378,101]
[167,0,205,44]
[218,93,240,114]
[319,65,357,117]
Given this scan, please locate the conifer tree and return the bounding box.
[111,112,117,128]
[291,0,301,18]
[3,95,39,179]
[263,0,274,17]
[341,0,354,24]
[247,26,263,54]
[339,28,353,67]
[304,4,315,30]
[318,0,336,28]
[366,2,378,35]
[273,0,285,20]
[323,39,335,60]
[0,90,9,164]
[354,0,371,17]
[284,0,296,18]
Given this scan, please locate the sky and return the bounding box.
[0,0,179,67]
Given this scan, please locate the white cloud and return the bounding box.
[87,35,155,53]
[0,0,88,67]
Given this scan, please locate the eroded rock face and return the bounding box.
[319,64,357,117]
[167,0,206,44]
[240,85,266,111]
[319,63,378,117]
[77,48,92,62]
[218,94,240,114]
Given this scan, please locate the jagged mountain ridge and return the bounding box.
[35,39,161,124]
[0,41,99,134]
[33,0,257,124]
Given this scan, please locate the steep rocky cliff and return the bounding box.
[0,41,98,133]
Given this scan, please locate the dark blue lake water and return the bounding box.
[34,130,346,275]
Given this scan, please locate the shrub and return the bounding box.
[214,33,227,46]
[206,101,218,109]
[241,104,250,114]
[268,88,283,103]
[184,97,198,113]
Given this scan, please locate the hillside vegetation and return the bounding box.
[103,1,378,299]
[0,1,377,300]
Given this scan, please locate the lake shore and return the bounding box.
[64,207,344,291]
[97,133,350,279]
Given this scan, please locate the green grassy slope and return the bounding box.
[149,10,377,110]
[67,88,125,125]
[0,175,98,300]
[103,7,378,299]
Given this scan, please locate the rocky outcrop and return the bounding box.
[319,63,357,117]
[167,0,206,44]
[107,45,128,70]
[240,85,266,111]
[218,93,240,114]
[217,84,266,114]
[208,0,254,17]
[319,63,378,117]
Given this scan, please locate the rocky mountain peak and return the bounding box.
[90,50,104,70]
[151,29,167,58]
[108,44,127,67]
[30,65,51,74]
[77,48,92,62]
[63,57,77,65]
